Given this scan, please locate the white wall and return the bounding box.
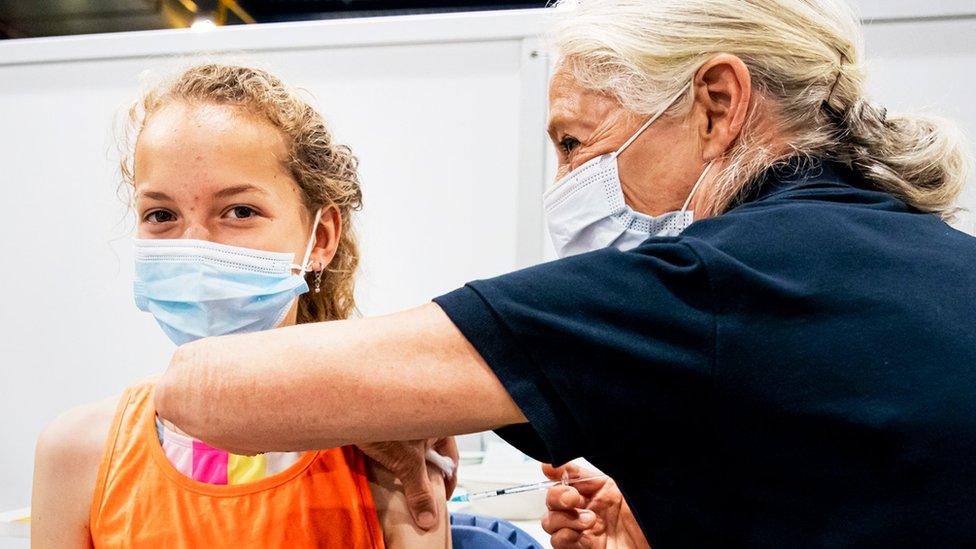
[856,0,976,20]
[0,11,550,517]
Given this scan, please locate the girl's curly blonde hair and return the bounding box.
[119,62,362,322]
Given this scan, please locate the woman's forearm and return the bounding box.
[155,302,525,454]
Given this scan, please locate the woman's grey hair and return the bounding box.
[550,0,972,219]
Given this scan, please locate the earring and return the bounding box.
[314,262,324,294]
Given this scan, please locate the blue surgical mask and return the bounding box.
[133,210,322,345]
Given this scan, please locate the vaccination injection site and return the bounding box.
[1,0,976,547]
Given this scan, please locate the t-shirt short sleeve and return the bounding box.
[433,239,716,466]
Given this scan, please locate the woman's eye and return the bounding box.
[559,136,581,155]
[226,206,257,219]
[144,210,175,224]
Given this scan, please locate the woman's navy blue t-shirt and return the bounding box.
[433,160,976,547]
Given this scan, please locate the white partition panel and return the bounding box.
[0,10,550,513]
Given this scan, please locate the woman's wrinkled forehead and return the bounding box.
[547,65,625,140]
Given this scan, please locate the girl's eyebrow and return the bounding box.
[214,184,269,200]
[137,190,172,201]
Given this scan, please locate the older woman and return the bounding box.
[157,0,975,547]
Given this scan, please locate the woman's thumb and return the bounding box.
[543,462,581,481]
[400,465,438,530]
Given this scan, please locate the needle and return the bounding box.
[449,475,607,503]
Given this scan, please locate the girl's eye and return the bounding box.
[226,206,257,219]
[145,210,176,224]
[559,136,581,155]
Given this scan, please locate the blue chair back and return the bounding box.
[450,513,543,549]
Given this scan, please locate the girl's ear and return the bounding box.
[308,205,341,270]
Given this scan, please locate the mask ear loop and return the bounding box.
[292,208,324,274]
[612,82,692,159]
[681,160,715,215]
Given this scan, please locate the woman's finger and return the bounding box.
[547,484,586,511]
[567,474,610,498]
[541,509,576,534]
[543,462,580,481]
[542,509,597,534]
[543,463,609,498]
[542,463,568,480]
[549,527,587,549]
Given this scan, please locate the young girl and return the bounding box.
[30,63,451,548]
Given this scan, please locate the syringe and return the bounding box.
[449,475,608,503]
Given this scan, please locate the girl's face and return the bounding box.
[133,101,340,326]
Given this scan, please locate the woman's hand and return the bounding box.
[359,437,458,530]
[542,463,650,549]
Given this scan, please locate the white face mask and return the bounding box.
[543,83,715,258]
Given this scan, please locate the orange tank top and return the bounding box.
[89,380,385,548]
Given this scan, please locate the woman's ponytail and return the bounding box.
[830,99,971,219]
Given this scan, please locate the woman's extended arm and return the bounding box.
[156,303,526,455]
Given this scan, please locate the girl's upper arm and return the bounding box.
[31,397,117,549]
